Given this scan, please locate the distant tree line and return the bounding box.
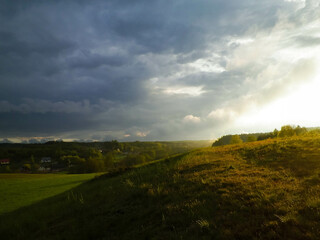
[0,140,211,173]
[212,125,309,147]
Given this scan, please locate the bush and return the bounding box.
[85,157,105,173]
[230,135,243,144]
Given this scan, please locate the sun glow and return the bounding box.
[236,69,320,130]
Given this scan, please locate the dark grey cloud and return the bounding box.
[0,0,319,141]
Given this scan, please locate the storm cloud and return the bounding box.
[0,0,320,141]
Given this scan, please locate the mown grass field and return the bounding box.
[0,173,98,214]
[2,137,320,239]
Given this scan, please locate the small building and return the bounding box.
[38,166,51,172]
[0,159,10,165]
[41,157,52,163]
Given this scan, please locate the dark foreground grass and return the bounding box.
[2,137,320,239]
[0,173,98,214]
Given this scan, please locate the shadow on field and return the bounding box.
[36,180,88,189]
[0,153,189,240]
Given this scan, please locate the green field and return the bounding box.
[0,173,98,214]
[2,137,320,238]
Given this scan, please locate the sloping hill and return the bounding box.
[2,137,320,239]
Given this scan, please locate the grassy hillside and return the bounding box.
[0,173,98,214]
[2,137,320,239]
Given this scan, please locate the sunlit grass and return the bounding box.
[0,173,98,214]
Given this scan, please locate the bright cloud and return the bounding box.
[183,115,201,123]
[163,86,206,97]
[188,58,225,73]
[208,108,237,121]
[136,131,150,137]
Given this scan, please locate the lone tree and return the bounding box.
[278,125,295,138]
[230,135,243,144]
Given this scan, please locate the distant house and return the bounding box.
[38,166,51,172]
[41,157,52,163]
[0,159,10,165]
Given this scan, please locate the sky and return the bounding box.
[1,0,320,143]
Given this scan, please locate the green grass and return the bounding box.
[0,173,98,214]
[2,137,320,239]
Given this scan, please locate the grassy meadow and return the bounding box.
[0,173,98,214]
[2,136,320,238]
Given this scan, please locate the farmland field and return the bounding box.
[0,173,98,214]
